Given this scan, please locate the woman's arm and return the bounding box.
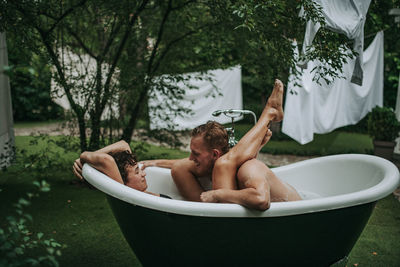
[80,151,124,184]
[96,140,131,153]
[73,140,131,180]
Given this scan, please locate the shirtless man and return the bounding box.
[142,79,302,210]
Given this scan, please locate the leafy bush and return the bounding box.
[0,181,62,267]
[0,134,71,266]
[367,106,400,141]
[4,54,63,122]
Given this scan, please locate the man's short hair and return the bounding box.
[191,121,229,154]
[108,150,137,184]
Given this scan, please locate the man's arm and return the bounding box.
[171,158,205,202]
[80,151,124,184]
[139,159,179,170]
[200,177,270,211]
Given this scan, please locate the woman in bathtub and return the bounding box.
[73,140,172,199]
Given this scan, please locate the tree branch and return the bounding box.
[44,0,88,37]
[146,0,173,76]
[171,0,196,11]
[151,22,214,74]
[101,0,150,111]
[100,14,124,61]
[65,25,98,59]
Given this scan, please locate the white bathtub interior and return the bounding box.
[145,155,388,201]
[276,157,386,198]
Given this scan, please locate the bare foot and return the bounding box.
[200,190,219,203]
[264,79,284,122]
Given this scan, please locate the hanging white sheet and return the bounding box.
[395,72,400,121]
[394,73,400,154]
[149,66,242,130]
[0,32,15,168]
[282,31,384,145]
[299,0,371,85]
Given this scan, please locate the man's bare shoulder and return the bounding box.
[172,158,196,173]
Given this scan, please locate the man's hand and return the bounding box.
[73,158,84,180]
[200,190,219,203]
[139,160,157,170]
[139,159,178,170]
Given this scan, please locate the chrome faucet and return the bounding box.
[212,109,257,147]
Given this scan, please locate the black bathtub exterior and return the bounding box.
[107,196,376,267]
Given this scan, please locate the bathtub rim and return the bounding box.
[82,154,400,218]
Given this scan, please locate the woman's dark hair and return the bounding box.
[108,150,137,184]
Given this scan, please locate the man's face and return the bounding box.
[125,164,147,191]
[189,135,216,174]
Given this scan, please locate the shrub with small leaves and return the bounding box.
[0,181,62,267]
[367,106,400,141]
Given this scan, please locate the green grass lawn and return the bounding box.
[0,135,398,266]
[235,124,374,155]
[14,120,65,129]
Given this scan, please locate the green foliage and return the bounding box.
[0,181,62,267]
[2,0,398,150]
[14,135,72,176]
[233,124,373,156]
[131,140,189,161]
[1,0,351,152]
[4,40,63,121]
[367,106,400,141]
[365,0,400,109]
[0,134,74,266]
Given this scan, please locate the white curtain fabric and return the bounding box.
[0,32,15,168]
[282,31,384,145]
[299,0,371,85]
[394,73,400,154]
[395,73,400,121]
[149,66,242,130]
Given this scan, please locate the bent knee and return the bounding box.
[237,159,269,177]
[214,157,236,171]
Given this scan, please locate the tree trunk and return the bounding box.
[121,88,148,143]
[77,115,88,152]
[89,113,101,150]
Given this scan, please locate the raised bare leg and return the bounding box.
[212,79,284,190]
[226,79,284,164]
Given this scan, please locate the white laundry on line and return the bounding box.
[148,66,243,130]
[299,0,371,85]
[282,31,384,145]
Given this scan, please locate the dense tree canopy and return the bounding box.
[1,0,398,150]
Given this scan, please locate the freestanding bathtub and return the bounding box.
[82,154,399,267]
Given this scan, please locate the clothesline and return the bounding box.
[364,27,389,39]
